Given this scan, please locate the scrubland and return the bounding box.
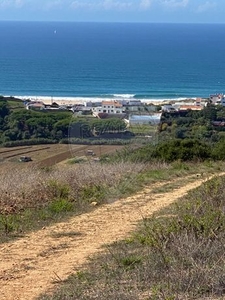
[38,172,225,300]
[1,144,225,299]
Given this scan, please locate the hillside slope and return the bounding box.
[0,173,221,300]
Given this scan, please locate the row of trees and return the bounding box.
[0,101,128,145]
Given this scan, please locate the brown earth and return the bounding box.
[0,144,124,171]
[36,145,124,167]
[0,172,222,300]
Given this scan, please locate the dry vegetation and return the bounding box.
[38,175,225,300]
[0,161,144,211]
[0,159,149,239]
[0,156,222,241]
[1,142,225,299]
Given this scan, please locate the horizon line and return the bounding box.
[0,20,225,25]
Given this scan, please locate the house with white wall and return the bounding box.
[92,100,124,116]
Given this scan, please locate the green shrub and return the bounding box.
[80,184,106,203]
[2,138,57,147]
[152,139,211,162]
[47,180,70,199]
[0,215,20,235]
[120,255,142,269]
[48,199,73,214]
[212,138,225,160]
[67,156,87,164]
[61,137,133,145]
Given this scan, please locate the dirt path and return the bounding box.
[0,173,221,300]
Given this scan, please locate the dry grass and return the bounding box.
[0,159,223,241]
[0,160,154,240]
[0,161,144,213]
[38,175,225,300]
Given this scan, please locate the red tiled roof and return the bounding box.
[102,101,122,107]
[179,105,202,111]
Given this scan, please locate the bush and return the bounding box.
[153,139,211,162]
[47,180,70,199]
[2,138,57,147]
[116,139,211,163]
[80,184,106,204]
[61,138,132,145]
[212,138,225,160]
[48,199,73,214]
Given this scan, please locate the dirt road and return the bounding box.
[0,173,221,300]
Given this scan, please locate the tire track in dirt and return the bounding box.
[2,147,51,159]
[0,173,223,300]
[36,145,124,167]
[0,146,32,155]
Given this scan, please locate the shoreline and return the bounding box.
[9,95,200,106]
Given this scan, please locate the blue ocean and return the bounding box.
[0,22,225,102]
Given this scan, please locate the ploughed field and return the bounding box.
[0,144,123,172]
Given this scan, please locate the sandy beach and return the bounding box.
[16,96,87,106]
[14,95,198,106]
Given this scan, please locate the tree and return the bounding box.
[91,118,126,135]
[153,139,211,162]
[202,106,217,121]
[0,101,9,118]
[68,119,92,139]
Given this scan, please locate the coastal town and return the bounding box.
[19,93,224,125]
[1,92,225,149]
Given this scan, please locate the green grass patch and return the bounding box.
[67,156,87,164]
[79,184,107,204]
[47,180,70,199]
[48,199,73,214]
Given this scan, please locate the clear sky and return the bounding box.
[0,0,223,23]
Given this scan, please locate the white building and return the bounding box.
[92,100,124,115]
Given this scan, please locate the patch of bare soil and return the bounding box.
[0,144,73,173]
[0,173,222,300]
[0,144,124,171]
[37,145,124,167]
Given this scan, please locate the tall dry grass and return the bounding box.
[0,161,149,214]
[38,175,225,300]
